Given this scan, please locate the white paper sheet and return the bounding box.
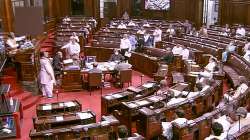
[42,105,52,110]
[64,101,75,107]
[77,112,93,120]
[56,116,64,121]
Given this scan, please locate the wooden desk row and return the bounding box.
[116,80,222,139]
[101,81,160,115]
[34,110,96,132]
[30,115,119,140]
[36,100,82,117]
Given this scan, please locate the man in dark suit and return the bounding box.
[109,49,124,62]
[52,51,63,79]
[161,48,174,64]
[143,31,154,47]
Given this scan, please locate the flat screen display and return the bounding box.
[145,0,170,10]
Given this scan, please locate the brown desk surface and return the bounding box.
[36,100,81,117]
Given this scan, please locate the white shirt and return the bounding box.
[181,49,189,60]
[243,51,250,62]
[167,29,175,35]
[205,61,216,72]
[153,29,162,42]
[143,23,150,27]
[137,30,145,34]
[62,42,80,55]
[244,42,250,52]
[120,38,132,51]
[234,83,248,98]
[172,46,183,55]
[128,22,136,26]
[6,36,25,48]
[236,28,246,37]
[117,24,127,29]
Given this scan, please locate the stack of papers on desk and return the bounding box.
[128,103,137,108]
[56,116,64,121]
[64,101,75,107]
[77,112,93,120]
[63,59,73,64]
[137,100,150,106]
[112,94,123,98]
[42,105,52,110]
[142,83,154,88]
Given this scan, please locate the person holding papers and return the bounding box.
[61,37,81,60]
[39,51,56,98]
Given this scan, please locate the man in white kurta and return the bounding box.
[39,52,55,98]
[120,34,132,57]
[172,45,183,55]
[117,23,127,29]
[181,48,190,60]
[61,37,81,60]
[153,27,162,46]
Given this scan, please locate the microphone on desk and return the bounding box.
[140,75,144,85]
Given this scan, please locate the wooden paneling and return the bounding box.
[219,0,250,25]
[117,0,203,27]
[1,0,14,32]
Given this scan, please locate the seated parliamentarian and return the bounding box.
[190,27,198,36]
[109,49,124,62]
[70,32,79,42]
[222,41,237,62]
[127,20,136,26]
[88,62,102,73]
[199,25,208,37]
[63,16,71,23]
[224,76,248,101]
[172,44,183,55]
[236,25,246,38]
[156,80,169,95]
[117,22,127,29]
[220,28,229,36]
[199,57,218,79]
[181,47,190,60]
[183,20,192,34]
[243,38,250,53]
[61,37,80,60]
[114,59,132,71]
[142,21,150,27]
[243,47,250,62]
[167,24,175,37]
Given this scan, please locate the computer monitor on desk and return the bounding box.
[86,56,96,63]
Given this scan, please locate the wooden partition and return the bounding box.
[219,0,250,25]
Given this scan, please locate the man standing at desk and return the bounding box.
[120,34,132,58]
[39,52,55,98]
[61,37,81,60]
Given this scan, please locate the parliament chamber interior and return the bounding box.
[1,0,250,140]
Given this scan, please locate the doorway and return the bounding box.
[71,0,84,15]
[203,0,219,26]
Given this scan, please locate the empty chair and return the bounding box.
[118,69,132,88]
[88,72,103,95]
